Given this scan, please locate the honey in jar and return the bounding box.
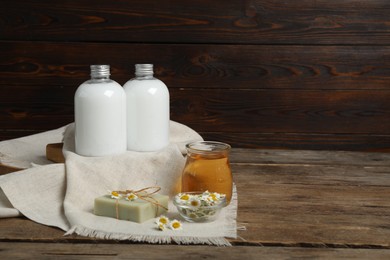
[181,141,233,204]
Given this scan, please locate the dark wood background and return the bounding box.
[1,0,390,151]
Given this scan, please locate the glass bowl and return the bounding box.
[173,191,227,223]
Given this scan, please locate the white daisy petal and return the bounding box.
[179,193,191,201]
[156,216,169,225]
[188,197,201,210]
[158,223,166,231]
[169,219,183,231]
[125,193,138,201]
[110,191,122,199]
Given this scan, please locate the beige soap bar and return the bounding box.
[94,194,169,223]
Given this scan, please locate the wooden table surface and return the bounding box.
[1,148,390,259]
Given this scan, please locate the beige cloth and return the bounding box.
[0,122,238,245]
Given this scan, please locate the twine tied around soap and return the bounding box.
[112,186,168,220]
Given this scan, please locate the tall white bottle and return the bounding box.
[74,65,127,156]
[124,64,170,151]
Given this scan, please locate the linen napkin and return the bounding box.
[0,121,238,246]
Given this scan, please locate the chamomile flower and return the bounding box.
[207,192,221,202]
[174,191,227,222]
[188,197,201,210]
[125,193,138,201]
[169,219,183,231]
[155,215,169,226]
[155,216,183,231]
[179,193,191,201]
[201,190,210,200]
[110,191,122,199]
[157,223,166,231]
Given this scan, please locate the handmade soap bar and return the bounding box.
[94,194,168,223]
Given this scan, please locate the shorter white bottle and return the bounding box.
[74,65,127,156]
[124,64,170,152]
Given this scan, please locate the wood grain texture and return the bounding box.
[1,87,390,150]
[2,88,389,133]
[202,132,390,152]
[1,1,390,151]
[229,148,390,166]
[233,165,390,247]
[1,42,390,90]
[1,0,390,44]
[1,242,390,259]
[172,89,390,134]
[1,41,390,150]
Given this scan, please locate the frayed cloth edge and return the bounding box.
[65,225,232,246]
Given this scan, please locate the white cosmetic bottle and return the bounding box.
[123,64,170,151]
[74,65,127,156]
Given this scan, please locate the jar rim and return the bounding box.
[186,141,231,154]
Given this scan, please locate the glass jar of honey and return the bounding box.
[181,141,233,204]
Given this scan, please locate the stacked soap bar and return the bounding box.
[94,193,169,223]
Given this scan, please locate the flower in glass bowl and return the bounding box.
[173,191,227,223]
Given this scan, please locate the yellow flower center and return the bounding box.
[111,191,119,197]
[190,200,199,207]
[180,194,190,200]
[172,222,181,229]
[159,218,168,224]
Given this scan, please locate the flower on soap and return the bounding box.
[110,191,122,199]
[125,193,138,201]
[169,219,183,231]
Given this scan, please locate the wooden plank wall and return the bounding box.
[1,0,390,151]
